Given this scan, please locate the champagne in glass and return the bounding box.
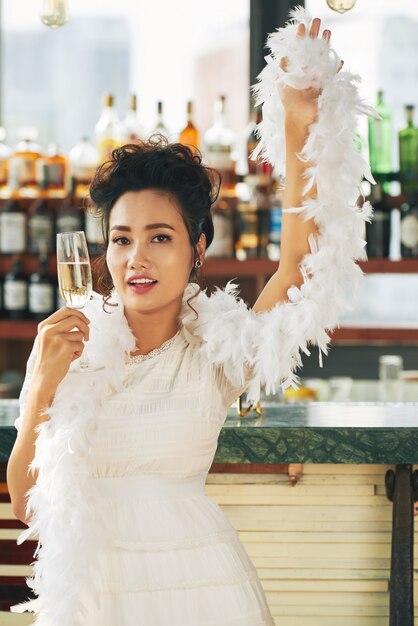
[57,259,92,308]
[56,231,101,371]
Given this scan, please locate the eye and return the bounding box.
[152,234,172,243]
[111,236,130,245]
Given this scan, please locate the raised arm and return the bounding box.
[187,8,377,405]
[253,18,334,312]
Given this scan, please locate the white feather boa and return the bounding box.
[11,7,377,622]
[178,7,379,404]
[10,292,136,624]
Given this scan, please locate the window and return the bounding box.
[1,0,250,153]
[305,0,418,169]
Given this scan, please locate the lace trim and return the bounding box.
[126,329,181,364]
[111,527,238,552]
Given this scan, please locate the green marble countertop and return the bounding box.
[2,399,418,464]
[217,401,418,464]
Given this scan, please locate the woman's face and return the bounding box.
[106,189,202,314]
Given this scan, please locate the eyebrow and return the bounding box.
[110,223,176,232]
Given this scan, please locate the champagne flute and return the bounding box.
[56,231,102,372]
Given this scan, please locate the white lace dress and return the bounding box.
[79,328,274,626]
[13,317,274,626]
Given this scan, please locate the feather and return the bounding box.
[11,292,136,625]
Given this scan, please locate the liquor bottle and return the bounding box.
[399,105,418,195]
[94,93,121,163]
[27,179,55,254]
[0,275,4,318]
[245,109,260,177]
[203,95,237,192]
[205,176,239,259]
[56,177,84,234]
[4,256,28,320]
[267,181,283,261]
[0,187,26,254]
[68,137,99,199]
[28,244,55,321]
[8,127,42,194]
[120,94,145,143]
[152,101,169,138]
[84,205,104,257]
[400,194,418,258]
[36,142,68,196]
[234,177,257,260]
[365,182,390,258]
[0,127,12,193]
[179,101,200,153]
[368,91,392,179]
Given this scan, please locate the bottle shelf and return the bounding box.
[1,256,418,344]
[1,255,418,277]
[0,320,39,340]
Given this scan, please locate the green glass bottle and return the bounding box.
[368,91,392,177]
[399,105,418,196]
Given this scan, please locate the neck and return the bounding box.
[123,297,182,356]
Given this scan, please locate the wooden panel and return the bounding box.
[0,613,33,625]
[207,464,418,624]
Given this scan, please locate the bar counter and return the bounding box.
[2,399,418,625]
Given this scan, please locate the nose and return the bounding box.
[128,242,151,269]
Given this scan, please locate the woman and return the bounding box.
[7,13,373,626]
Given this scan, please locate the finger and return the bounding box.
[296,23,305,39]
[38,307,91,332]
[322,29,331,41]
[309,17,321,39]
[42,316,90,340]
[63,330,86,343]
[70,342,85,357]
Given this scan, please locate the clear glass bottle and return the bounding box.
[8,127,43,195]
[179,101,200,153]
[235,178,258,261]
[152,101,169,138]
[120,94,145,144]
[368,91,392,176]
[94,93,121,163]
[399,105,418,196]
[0,186,26,254]
[203,95,237,192]
[68,137,99,199]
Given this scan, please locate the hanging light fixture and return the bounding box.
[326,0,357,14]
[40,0,69,28]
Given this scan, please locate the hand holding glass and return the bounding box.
[56,231,102,371]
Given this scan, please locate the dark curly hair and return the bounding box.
[87,135,221,310]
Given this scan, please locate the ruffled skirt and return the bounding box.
[79,473,275,626]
